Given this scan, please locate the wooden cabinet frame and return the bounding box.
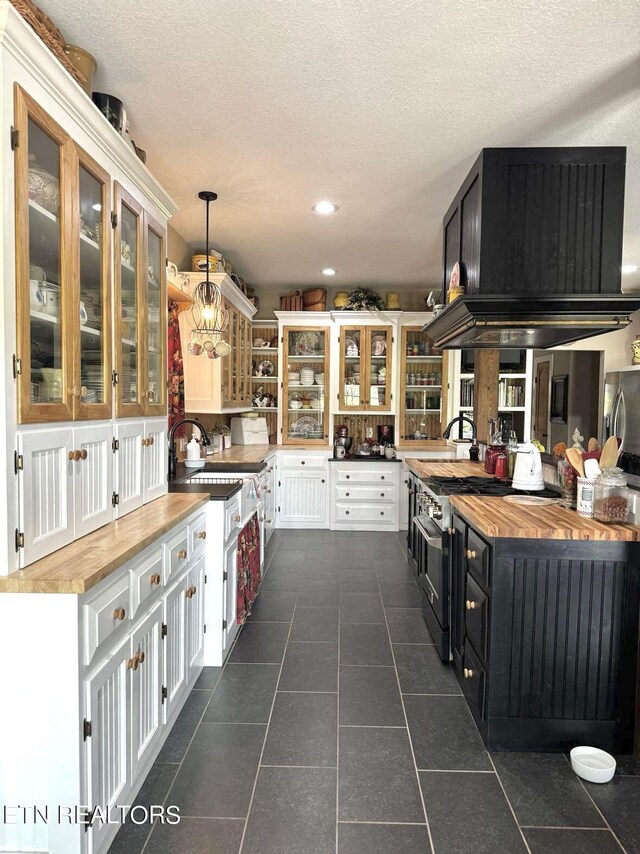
[72,144,112,421]
[14,85,75,423]
[399,326,449,445]
[282,325,330,445]
[114,182,144,418]
[338,325,393,412]
[142,211,168,416]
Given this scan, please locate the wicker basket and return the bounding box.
[10,0,87,88]
[279,290,303,311]
[302,288,327,311]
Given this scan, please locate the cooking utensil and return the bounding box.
[599,436,619,470]
[565,447,585,478]
[584,458,601,479]
[587,437,600,452]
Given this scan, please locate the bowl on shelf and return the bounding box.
[290,400,302,410]
[570,747,616,784]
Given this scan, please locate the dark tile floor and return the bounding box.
[111,530,639,854]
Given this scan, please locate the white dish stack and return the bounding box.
[300,368,315,386]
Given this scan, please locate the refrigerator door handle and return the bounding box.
[612,389,625,447]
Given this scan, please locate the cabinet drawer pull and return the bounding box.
[177,549,187,560]
[466,549,477,560]
[381,476,385,480]
[346,475,350,479]
[380,511,384,516]
[197,530,207,540]
[301,460,305,465]
[345,510,350,515]
[112,607,126,621]
[345,492,350,497]
[150,573,161,586]
[463,667,475,679]
[465,599,476,610]
[380,492,385,497]
[234,514,241,523]
[266,519,272,524]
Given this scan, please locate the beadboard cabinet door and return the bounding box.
[186,558,205,681]
[222,538,239,655]
[278,471,328,527]
[114,420,145,517]
[163,574,188,724]
[143,419,167,503]
[84,638,129,854]
[73,424,113,538]
[130,602,163,779]
[17,427,74,564]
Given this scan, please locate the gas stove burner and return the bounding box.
[425,475,559,499]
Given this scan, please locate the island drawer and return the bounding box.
[461,641,486,721]
[189,512,208,560]
[464,572,488,664]
[84,572,130,665]
[165,526,189,583]
[335,484,396,502]
[130,545,164,619]
[466,528,491,588]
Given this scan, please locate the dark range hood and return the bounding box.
[424,147,640,349]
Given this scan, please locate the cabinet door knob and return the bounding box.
[465,599,476,611]
[148,436,155,446]
[142,437,148,447]
[466,549,477,560]
[266,519,272,524]
[68,450,81,462]
[321,479,325,484]
[234,514,241,523]
[112,607,126,621]
[147,389,155,400]
[150,573,161,586]
[447,527,455,535]
[73,385,81,398]
[127,657,138,670]
[463,667,475,679]
[136,650,145,664]
[79,449,88,460]
[177,549,187,560]
[198,531,207,540]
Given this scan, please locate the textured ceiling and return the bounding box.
[39,0,640,291]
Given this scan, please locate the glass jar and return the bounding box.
[593,467,629,523]
[557,456,577,509]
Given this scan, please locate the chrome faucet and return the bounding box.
[442,415,477,440]
[168,418,211,477]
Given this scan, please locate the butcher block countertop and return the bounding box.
[450,495,640,542]
[0,493,210,594]
[405,459,487,478]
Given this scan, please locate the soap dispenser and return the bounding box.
[186,433,200,461]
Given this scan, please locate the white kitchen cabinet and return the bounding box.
[130,602,163,779]
[330,461,401,531]
[143,418,167,503]
[17,424,115,565]
[276,452,329,528]
[114,420,145,517]
[186,558,205,681]
[73,424,114,539]
[163,573,188,724]
[222,537,240,655]
[84,637,130,854]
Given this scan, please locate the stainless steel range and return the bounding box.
[407,474,559,661]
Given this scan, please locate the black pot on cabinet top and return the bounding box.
[92,92,124,132]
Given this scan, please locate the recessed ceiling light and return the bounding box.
[92,203,102,211]
[322,268,337,276]
[312,201,339,215]
[622,264,638,274]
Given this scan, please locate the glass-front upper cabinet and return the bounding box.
[114,183,143,417]
[282,326,330,444]
[15,87,73,422]
[238,314,247,405]
[223,306,238,407]
[339,325,393,412]
[399,326,448,445]
[75,151,111,420]
[144,215,167,415]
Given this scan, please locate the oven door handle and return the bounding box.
[422,569,439,601]
[414,516,443,549]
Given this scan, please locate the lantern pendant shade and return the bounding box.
[188,191,230,358]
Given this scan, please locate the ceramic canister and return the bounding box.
[577,476,597,518]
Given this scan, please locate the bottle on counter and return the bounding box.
[186,433,201,461]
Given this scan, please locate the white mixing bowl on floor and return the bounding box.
[570,746,616,783]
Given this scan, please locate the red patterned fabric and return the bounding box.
[237,514,261,623]
[168,300,185,431]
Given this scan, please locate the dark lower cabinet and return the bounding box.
[451,511,640,753]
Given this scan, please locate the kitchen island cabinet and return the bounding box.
[450,499,640,753]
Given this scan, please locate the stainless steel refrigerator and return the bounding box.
[603,366,640,488]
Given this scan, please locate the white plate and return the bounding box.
[502,495,559,506]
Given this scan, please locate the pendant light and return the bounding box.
[188,191,230,358]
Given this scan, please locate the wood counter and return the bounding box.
[193,444,332,465]
[450,495,640,542]
[405,458,487,479]
[0,493,210,594]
